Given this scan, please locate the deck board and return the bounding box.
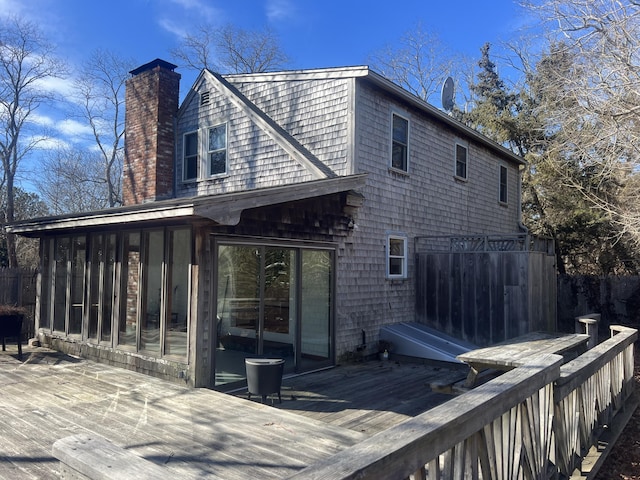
[270,361,457,434]
[0,346,456,479]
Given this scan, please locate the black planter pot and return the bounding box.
[0,314,23,359]
[245,358,285,404]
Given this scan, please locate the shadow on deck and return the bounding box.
[236,358,464,435]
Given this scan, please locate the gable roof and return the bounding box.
[181,69,337,180]
[222,66,526,167]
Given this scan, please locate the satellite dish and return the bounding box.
[441,76,455,112]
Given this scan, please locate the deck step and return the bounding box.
[53,433,194,480]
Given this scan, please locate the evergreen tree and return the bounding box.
[463,42,640,274]
[462,43,517,146]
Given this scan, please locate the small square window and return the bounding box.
[455,143,467,179]
[391,114,409,172]
[499,165,508,203]
[208,124,227,176]
[387,235,407,279]
[183,132,198,181]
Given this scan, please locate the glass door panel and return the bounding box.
[300,250,332,370]
[53,237,69,333]
[88,235,103,341]
[215,245,260,386]
[118,232,140,347]
[40,238,53,331]
[69,236,86,335]
[164,228,190,357]
[140,230,163,353]
[101,234,116,343]
[263,247,296,371]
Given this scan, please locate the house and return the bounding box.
[8,59,530,389]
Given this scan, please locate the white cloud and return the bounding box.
[158,17,187,39]
[159,0,225,38]
[30,135,71,151]
[0,0,61,39]
[29,112,55,128]
[56,119,93,138]
[34,76,75,99]
[266,0,296,22]
[0,0,26,17]
[29,113,93,144]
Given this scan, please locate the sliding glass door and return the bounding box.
[300,250,332,369]
[214,241,333,388]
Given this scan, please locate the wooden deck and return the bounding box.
[0,345,457,479]
[251,359,458,435]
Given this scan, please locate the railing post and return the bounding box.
[576,313,600,349]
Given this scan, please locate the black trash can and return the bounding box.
[245,358,285,404]
[0,313,23,359]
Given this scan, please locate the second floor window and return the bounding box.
[455,143,468,179]
[391,113,409,172]
[183,132,198,181]
[182,123,229,182]
[208,124,227,176]
[499,164,508,203]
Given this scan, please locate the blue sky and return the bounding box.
[5,0,529,81]
[1,0,531,190]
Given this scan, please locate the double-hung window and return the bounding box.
[182,123,228,181]
[455,142,468,180]
[391,113,409,172]
[387,235,407,279]
[208,124,227,176]
[183,132,198,181]
[499,164,508,204]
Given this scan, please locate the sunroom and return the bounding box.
[8,175,366,388]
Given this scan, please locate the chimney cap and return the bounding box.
[130,58,178,76]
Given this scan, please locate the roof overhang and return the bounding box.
[7,174,368,237]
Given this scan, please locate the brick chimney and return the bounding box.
[123,59,180,205]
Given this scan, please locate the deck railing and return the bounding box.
[289,326,637,480]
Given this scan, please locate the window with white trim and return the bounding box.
[391,113,409,172]
[183,131,198,181]
[207,124,227,176]
[387,235,407,279]
[455,142,468,180]
[499,164,508,204]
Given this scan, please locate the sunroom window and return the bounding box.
[40,228,191,360]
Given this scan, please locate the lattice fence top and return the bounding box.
[415,234,555,254]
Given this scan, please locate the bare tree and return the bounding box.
[171,23,290,73]
[0,16,65,267]
[0,186,48,267]
[523,0,640,249]
[368,23,464,105]
[73,49,135,207]
[36,146,112,215]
